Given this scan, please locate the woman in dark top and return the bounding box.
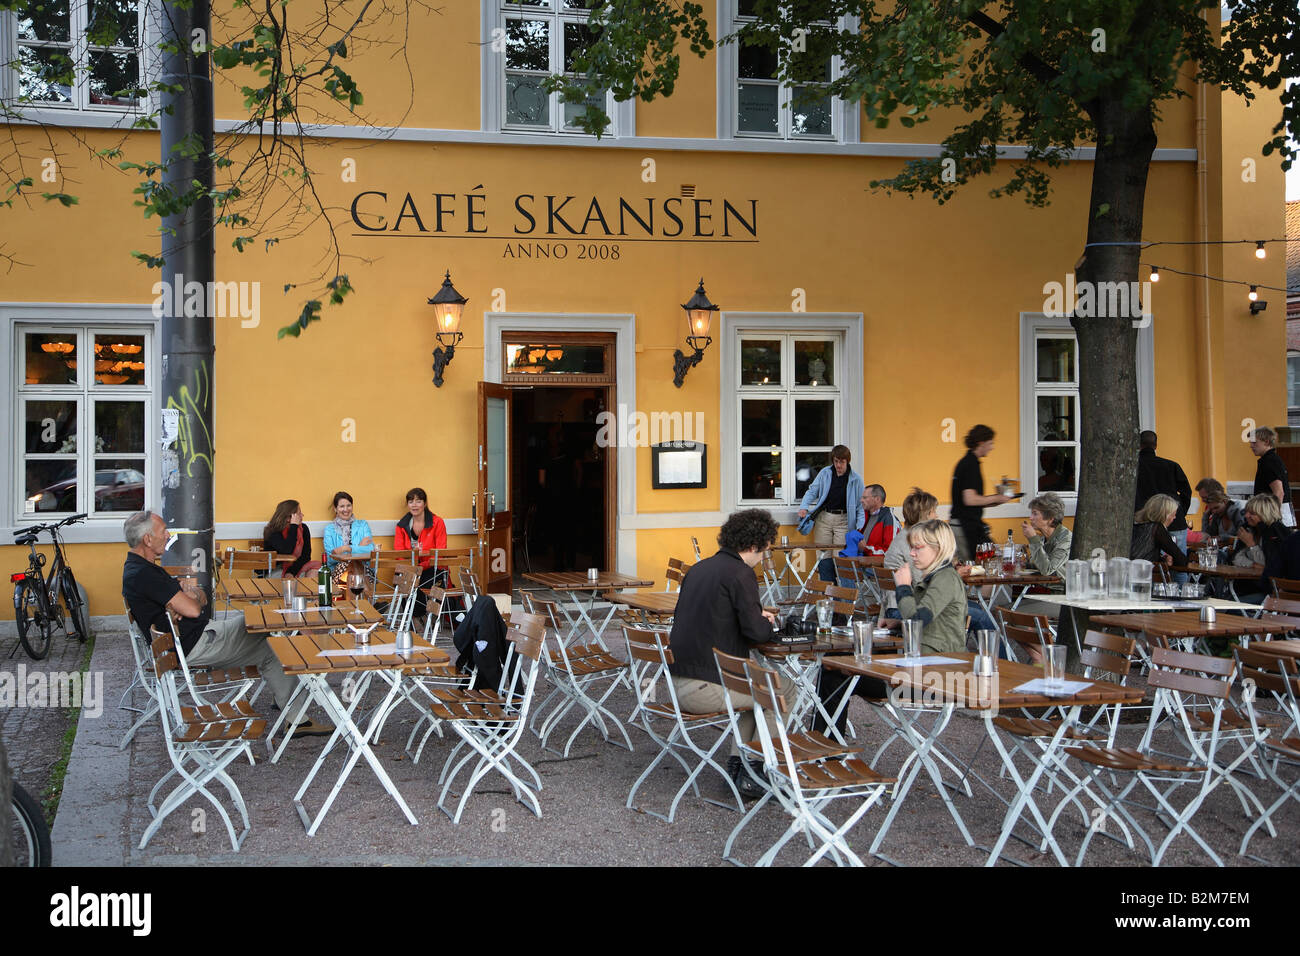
[1240,493,1293,584]
[263,499,318,578]
[949,424,1011,561]
[1131,494,1187,568]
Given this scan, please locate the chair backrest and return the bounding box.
[714,647,785,716]
[505,611,546,662]
[1233,645,1300,705]
[520,591,566,633]
[875,571,897,594]
[997,607,1053,652]
[1261,595,1300,617]
[224,548,273,574]
[822,583,858,617]
[457,567,480,600]
[665,557,692,591]
[1270,576,1300,598]
[833,555,861,584]
[624,625,673,665]
[1002,622,1043,655]
[148,624,182,679]
[1147,647,1234,699]
[1079,629,1135,682]
[691,536,702,561]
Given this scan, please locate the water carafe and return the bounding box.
[1130,559,1153,601]
[1064,559,1088,598]
[1107,557,1131,600]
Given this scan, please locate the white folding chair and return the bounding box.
[714,648,893,867]
[429,613,547,823]
[531,615,633,757]
[1052,647,1260,866]
[623,627,744,822]
[1233,645,1300,858]
[140,626,266,851]
[119,606,160,749]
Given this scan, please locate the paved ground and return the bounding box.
[42,620,1300,867]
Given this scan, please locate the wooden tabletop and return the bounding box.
[240,599,383,635]
[222,575,287,601]
[1175,563,1265,581]
[1247,638,1300,660]
[524,571,653,591]
[603,590,678,614]
[769,544,819,552]
[268,631,449,675]
[823,652,1144,710]
[1090,610,1284,639]
[1030,594,1261,613]
[958,569,1059,586]
[758,630,900,658]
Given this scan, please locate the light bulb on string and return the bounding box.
[1255,241,1266,259]
[1149,266,1159,283]
[1248,286,1258,302]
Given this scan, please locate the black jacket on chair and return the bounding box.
[453,595,509,690]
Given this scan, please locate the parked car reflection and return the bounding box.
[27,468,145,512]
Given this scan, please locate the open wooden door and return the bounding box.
[475,381,513,594]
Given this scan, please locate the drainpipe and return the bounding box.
[1195,61,1217,479]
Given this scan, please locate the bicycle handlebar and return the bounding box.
[13,513,86,541]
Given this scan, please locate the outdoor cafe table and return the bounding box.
[1174,563,1265,602]
[823,652,1145,866]
[239,598,383,636]
[522,571,653,646]
[768,543,829,603]
[221,574,285,602]
[958,569,1060,624]
[1090,610,1284,654]
[756,629,900,730]
[602,589,678,618]
[266,631,449,836]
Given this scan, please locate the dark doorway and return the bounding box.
[510,385,611,579]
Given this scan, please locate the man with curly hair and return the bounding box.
[668,508,789,798]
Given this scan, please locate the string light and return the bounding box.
[1139,263,1299,296]
[1248,286,1258,302]
[1149,266,1159,283]
[1255,241,1267,259]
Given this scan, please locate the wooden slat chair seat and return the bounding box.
[1052,647,1261,867]
[713,648,893,866]
[431,614,548,824]
[992,716,1107,742]
[191,665,261,688]
[1232,645,1300,856]
[739,728,858,765]
[141,626,266,851]
[623,627,745,822]
[1270,577,1300,599]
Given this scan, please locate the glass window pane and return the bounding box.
[88,49,140,105]
[505,343,605,374]
[1037,446,1076,494]
[738,40,777,79]
[92,459,145,512]
[95,400,144,453]
[794,452,825,501]
[1036,338,1075,383]
[563,21,597,72]
[1288,354,1300,407]
[741,399,782,447]
[506,18,550,70]
[563,88,607,128]
[738,83,778,134]
[795,400,834,446]
[93,334,146,384]
[87,0,138,47]
[737,0,760,16]
[17,0,71,42]
[24,332,79,384]
[740,339,781,386]
[794,340,834,387]
[487,397,508,509]
[25,399,77,452]
[17,45,74,103]
[506,73,550,126]
[791,88,832,137]
[742,451,782,500]
[25,460,77,513]
[1037,395,1075,442]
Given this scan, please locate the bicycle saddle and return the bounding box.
[14,533,36,546]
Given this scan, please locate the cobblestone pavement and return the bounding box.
[49,621,1300,867]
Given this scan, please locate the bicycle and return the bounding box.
[9,780,52,866]
[10,513,90,661]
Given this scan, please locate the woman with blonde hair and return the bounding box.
[1238,493,1293,588]
[1131,493,1187,567]
[894,519,967,655]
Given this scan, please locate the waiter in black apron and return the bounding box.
[950,424,1012,561]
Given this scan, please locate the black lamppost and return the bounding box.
[672,279,718,388]
[430,271,468,387]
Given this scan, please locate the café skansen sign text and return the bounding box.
[349,189,760,259]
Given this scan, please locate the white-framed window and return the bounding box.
[14,323,154,520]
[3,0,146,112]
[716,1,858,143]
[1287,352,1300,425]
[488,1,624,135]
[1018,313,1154,499]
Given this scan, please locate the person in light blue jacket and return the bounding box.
[797,444,865,547]
[322,490,374,568]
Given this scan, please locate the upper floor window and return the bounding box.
[6,0,145,111]
[498,1,612,134]
[733,0,837,140]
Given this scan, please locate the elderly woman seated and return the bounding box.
[1020,491,1072,576]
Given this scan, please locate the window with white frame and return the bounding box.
[1288,352,1300,425]
[497,1,613,134]
[1030,334,1079,496]
[16,324,152,519]
[731,1,840,141]
[5,0,145,111]
[736,331,842,505]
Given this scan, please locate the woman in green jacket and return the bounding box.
[894,519,967,656]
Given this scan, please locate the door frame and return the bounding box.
[484,313,637,574]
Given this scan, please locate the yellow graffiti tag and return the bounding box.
[165,361,214,476]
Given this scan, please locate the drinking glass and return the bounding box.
[852,621,873,663]
[1043,644,1067,690]
[901,619,923,659]
[346,567,366,615]
[816,598,834,633]
[974,629,998,675]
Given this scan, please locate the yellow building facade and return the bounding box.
[0,3,1288,618]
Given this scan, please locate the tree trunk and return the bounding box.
[1070,98,1157,568]
[159,0,217,588]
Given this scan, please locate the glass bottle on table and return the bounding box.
[317,563,330,607]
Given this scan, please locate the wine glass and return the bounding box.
[347,567,365,616]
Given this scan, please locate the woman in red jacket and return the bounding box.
[394,487,448,622]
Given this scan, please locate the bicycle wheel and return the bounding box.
[14,579,53,661]
[60,574,91,643]
[9,782,52,867]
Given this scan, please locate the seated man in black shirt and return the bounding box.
[121,511,330,736]
[668,509,791,798]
